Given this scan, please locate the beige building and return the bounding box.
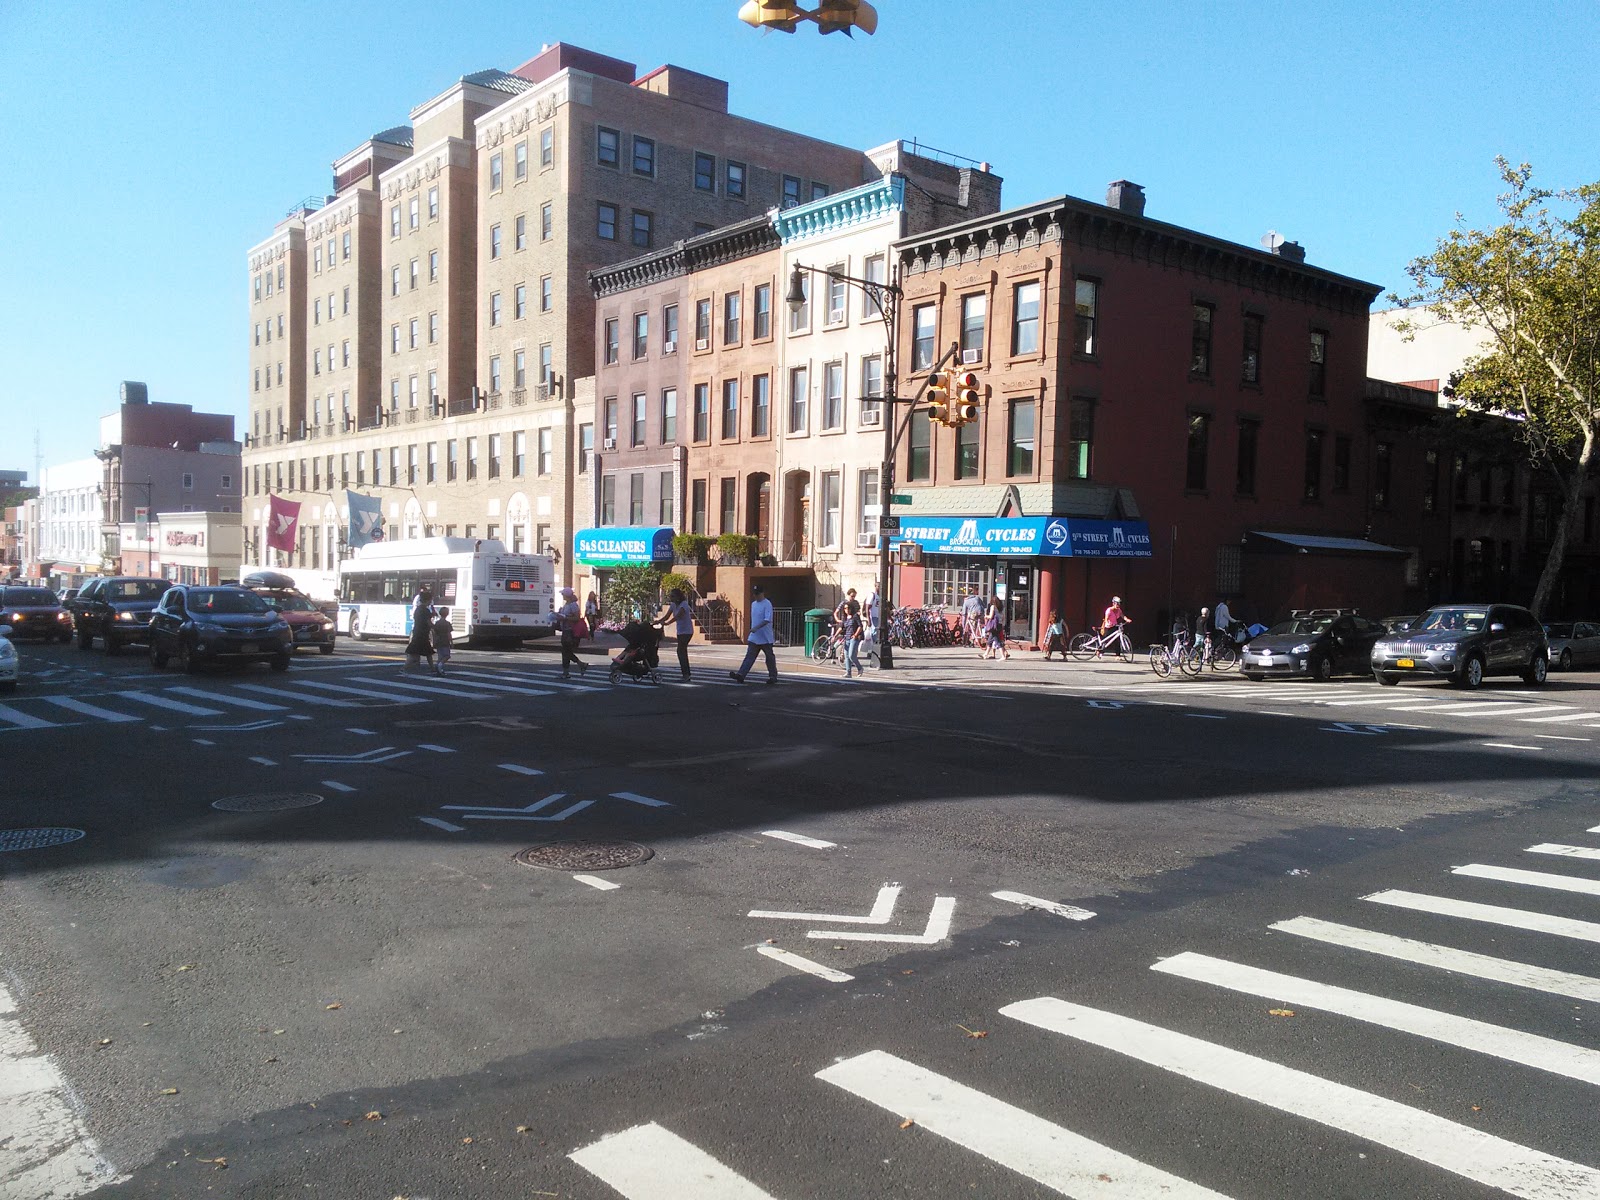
[243,43,873,586]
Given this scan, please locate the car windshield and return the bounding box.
[2,588,58,606]
[187,589,270,615]
[109,580,169,601]
[1267,617,1333,636]
[1417,607,1487,633]
[262,594,318,613]
[1544,623,1574,638]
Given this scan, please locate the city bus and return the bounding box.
[335,537,556,646]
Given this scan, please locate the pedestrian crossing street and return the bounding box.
[570,822,1600,1199]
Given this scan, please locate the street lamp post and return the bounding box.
[786,261,902,669]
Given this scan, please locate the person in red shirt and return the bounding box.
[1100,596,1125,635]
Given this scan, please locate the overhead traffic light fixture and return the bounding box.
[737,0,806,31]
[738,0,877,35]
[925,369,951,427]
[951,370,982,425]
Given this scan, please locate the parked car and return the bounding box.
[0,585,73,643]
[1543,622,1600,671]
[1371,603,1548,688]
[1241,609,1387,682]
[148,585,293,673]
[0,625,18,692]
[242,571,337,654]
[66,577,171,654]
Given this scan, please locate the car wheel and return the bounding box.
[77,627,93,650]
[319,641,336,656]
[1311,654,1333,682]
[1559,648,1573,670]
[1457,654,1485,689]
[1523,653,1548,686]
[179,641,202,675]
[150,640,169,669]
[104,634,122,657]
[1375,671,1400,686]
[270,653,291,673]
[1244,673,1264,682]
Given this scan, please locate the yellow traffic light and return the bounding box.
[738,0,806,31]
[951,370,981,424]
[926,369,951,427]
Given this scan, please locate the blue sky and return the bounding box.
[2,0,1595,475]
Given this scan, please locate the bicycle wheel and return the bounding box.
[1149,646,1172,678]
[1069,632,1098,662]
[1211,644,1239,671]
[811,634,832,662]
[1114,634,1134,663]
[1178,646,1204,677]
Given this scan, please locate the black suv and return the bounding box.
[0,585,73,643]
[1370,603,1549,688]
[67,577,171,655]
[148,585,293,673]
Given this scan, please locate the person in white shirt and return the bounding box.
[1213,598,1233,649]
[655,588,696,681]
[729,583,777,684]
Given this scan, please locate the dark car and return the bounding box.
[0,585,74,643]
[1544,621,1600,670]
[1240,609,1387,682]
[242,571,337,655]
[1381,614,1420,635]
[1371,603,1548,688]
[148,585,293,673]
[66,576,172,654]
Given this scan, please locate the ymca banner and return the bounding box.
[266,494,301,554]
[345,490,386,548]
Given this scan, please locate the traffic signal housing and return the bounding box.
[925,368,951,426]
[951,370,981,424]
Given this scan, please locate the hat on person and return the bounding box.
[752,583,764,594]
[561,587,576,599]
[1112,596,1121,604]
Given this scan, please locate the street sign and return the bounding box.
[863,503,883,517]
[880,515,900,533]
[890,493,913,505]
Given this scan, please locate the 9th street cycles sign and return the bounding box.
[895,517,1152,558]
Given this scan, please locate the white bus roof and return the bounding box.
[348,537,508,561]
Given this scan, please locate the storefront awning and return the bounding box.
[573,526,675,568]
[1246,531,1409,557]
[897,516,1152,558]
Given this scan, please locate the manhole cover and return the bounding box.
[514,840,654,871]
[212,792,324,813]
[0,828,87,853]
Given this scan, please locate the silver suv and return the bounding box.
[1371,603,1548,689]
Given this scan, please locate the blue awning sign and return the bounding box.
[895,516,1151,559]
[573,526,675,567]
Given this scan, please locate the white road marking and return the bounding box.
[1482,742,1543,750]
[610,791,671,808]
[165,686,289,711]
[749,883,901,924]
[1271,915,1600,1002]
[296,680,427,703]
[498,763,544,776]
[1590,825,1600,834]
[1518,710,1592,723]
[379,670,557,698]
[574,874,621,891]
[1001,997,1600,1199]
[755,945,852,982]
[570,1121,780,1200]
[39,697,140,723]
[761,830,836,849]
[321,781,356,793]
[452,794,594,822]
[236,683,360,707]
[1454,863,1600,897]
[1535,734,1590,741]
[417,743,454,753]
[0,703,58,730]
[248,756,277,767]
[191,738,214,746]
[1527,842,1600,861]
[113,691,224,716]
[991,891,1096,920]
[1153,950,1600,1086]
[1364,888,1600,944]
[344,676,494,699]
[416,816,465,833]
[808,896,954,945]
[1387,702,1538,716]
[347,727,377,735]
[817,1050,1230,1198]
[1185,713,1226,720]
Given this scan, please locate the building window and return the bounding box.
[632,136,654,177]
[429,250,439,282]
[514,349,527,388]
[597,203,618,241]
[1007,399,1036,477]
[631,393,647,447]
[659,470,675,526]
[1423,449,1439,513]
[1067,397,1094,480]
[488,356,502,394]
[753,283,771,340]
[787,366,808,434]
[663,304,679,350]
[408,196,419,230]
[907,410,932,481]
[540,275,552,312]
[820,471,841,549]
[1073,278,1099,355]
[1309,329,1328,397]
[960,293,986,359]
[446,440,457,482]
[859,355,884,424]
[428,313,438,344]
[466,437,479,481]
[314,299,321,325]
[541,203,552,240]
[408,375,419,409]
[912,303,936,370]
[600,475,615,525]
[578,423,593,474]
[956,421,980,480]
[631,209,653,248]
[694,152,715,192]
[822,361,844,430]
[514,283,527,320]
[825,268,846,325]
[858,468,880,544]
[514,214,527,251]
[597,127,619,168]
[861,255,886,318]
[695,298,712,345]
[408,318,419,349]
[693,383,710,442]
[721,291,742,345]
[726,160,746,199]
[490,224,502,259]
[691,479,708,534]
[427,187,438,219]
[490,292,502,327]
[539,343,553,386]
[391,325,400,354]
[633,311,649,359]
[661,388,678,442]
[1185,412,1211,491]
[540,128,553,168]
[1373,440,1393,509]
[537,427,552,476]
[603,318,619,365]
[409,259,419,290]
[1011,281,1040,355]
[1333,434,1352,492]
[391,266,400,296]
[1242,313,1263,384]
[750,374,770,438]
[1191,303,1214,376]
[1304,429,1325,500]
[510,138,527,182]
[721,379,739,440]
[1235,418,1260,496]
[313,349,321,375]
[782,175,801,208]
[489,153,503,190]
[390,205,401,238]
[787,276,809,333]
[407,445,418,485]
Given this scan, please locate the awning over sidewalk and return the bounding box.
[1245,531,1409,557]
[897,516,1152,558]
[573,526,675,568]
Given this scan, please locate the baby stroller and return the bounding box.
[610,621,662,685]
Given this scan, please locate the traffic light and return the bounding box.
[737,0,806,31]
[812,0,878,35]
[925,369,951,427]
[951,370,981,424]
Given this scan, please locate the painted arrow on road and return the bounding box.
[807,896,956,945]
[748,884,902,925]
[294,746,413,764]
[442,793,595,822]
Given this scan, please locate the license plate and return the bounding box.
[239,643,258,654]
[1397,658,1414,668]
[1259,654,1272,665]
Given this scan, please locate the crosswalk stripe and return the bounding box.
[569,1121,780,1199]
[1270,915,1600,1002]
[343,676,499,700]
[1151,951,1600,1086]
[164,686,289,711]
[1381,702,1540,716]
[347,673,556,698]
[1001,996,1600,1199]
[817,1049,1231,1197]
[39,696,140,723]
[1454,863,1600,897]
[0,702,60,730]
[1517,711,1593,723]
[1364,888,1600,944]
[1527,842,1600,862]
[293,680,427,703]
[453,668,599,692]
[113,691,224,716]
[235,683,361,708]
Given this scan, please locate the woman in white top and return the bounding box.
[656,588,696,681]
[556,587,588,678]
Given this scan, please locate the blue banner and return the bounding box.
[896,516,1151,558]
[345,491,385,548]
[573,526,675,567]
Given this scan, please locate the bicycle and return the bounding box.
[1149,629,1191,678]
[1070,619,1134,663]
[1179,632,1239,675]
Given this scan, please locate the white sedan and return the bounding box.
[0,626,18,692]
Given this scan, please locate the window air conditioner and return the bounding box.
[662,340,676,354]
[856,533,877,549]
[961,349,980,365]
[859,408,882,426]
[602,437,616,451]
[695,338,709,351]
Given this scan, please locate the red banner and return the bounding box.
[266,494,301,553]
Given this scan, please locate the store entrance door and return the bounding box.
[1004,562,1034,639]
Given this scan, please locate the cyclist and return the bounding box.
[1213,598,1234,650]
[1097,596,1129,658]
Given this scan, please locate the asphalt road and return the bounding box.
[1,636,1598,1198]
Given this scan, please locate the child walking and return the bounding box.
[1041,611,1067,661]
[431,606,454,675]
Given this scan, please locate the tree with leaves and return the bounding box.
[1394,159,1600,616]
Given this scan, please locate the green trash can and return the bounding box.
[804,609,833,657]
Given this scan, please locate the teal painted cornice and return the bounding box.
[775,174,905,244]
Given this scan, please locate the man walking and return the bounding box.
[729,583,777,685]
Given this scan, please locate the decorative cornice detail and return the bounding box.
[589,216,780,299]
[774,174,905,244]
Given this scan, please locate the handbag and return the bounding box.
[572,616,590,638]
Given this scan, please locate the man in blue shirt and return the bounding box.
[729,583,777,685]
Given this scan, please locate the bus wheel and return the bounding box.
[350,615,365,641]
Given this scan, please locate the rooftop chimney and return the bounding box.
[1106,180,1145,216]
[120,381,148,405]
[1262,231,1306,262]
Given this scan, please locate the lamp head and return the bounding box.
[785,266,808,314]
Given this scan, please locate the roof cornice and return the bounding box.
[774,174,905,243]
